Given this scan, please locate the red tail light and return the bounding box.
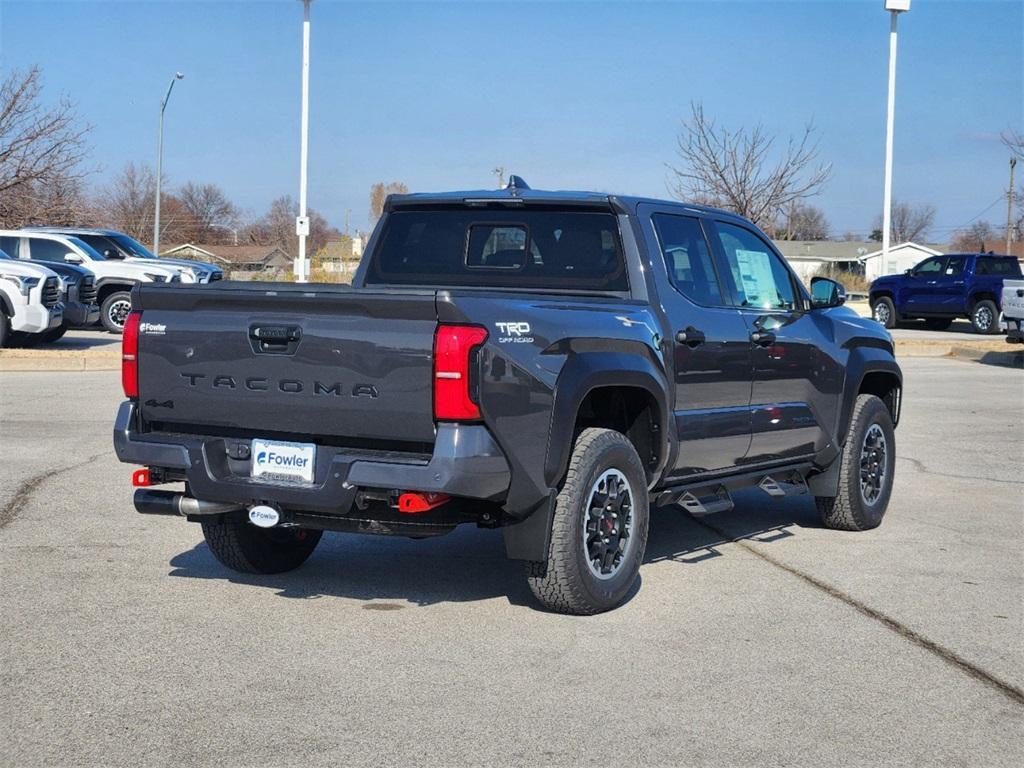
[122,310,142,399]
[433,324,488,421]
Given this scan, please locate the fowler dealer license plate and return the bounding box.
[251,439,316,483]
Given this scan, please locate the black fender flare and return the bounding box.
[544,349,670,489]
[95,279,137,298]
[835,346,902,449]
[0,288,14,317]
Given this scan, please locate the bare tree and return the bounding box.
[178,182,238,243]
[872,201,936,243]
[369,181,409,223]
[950,221,999,252]
[96,163,188,247]
[243,195,335,259]
[667,102,831,229]
[777,204,830,240]
[1002,129,1023,159]
[0,67,92,226]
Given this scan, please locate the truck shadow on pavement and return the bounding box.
[167,489,819,608]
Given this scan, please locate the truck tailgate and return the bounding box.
[133,285,438,445]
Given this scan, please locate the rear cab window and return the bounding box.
[366,208,628,291]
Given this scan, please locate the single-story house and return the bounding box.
[860,242,946,282]
[773,240,873,285]
[161,243,292,273]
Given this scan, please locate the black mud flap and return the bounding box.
[807,456,842,498]
[502,491,556,562]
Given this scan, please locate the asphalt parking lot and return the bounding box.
[1,357,1021,767]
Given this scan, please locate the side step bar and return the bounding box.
[654,464,811,515]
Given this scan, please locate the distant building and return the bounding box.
[859,242,945,281]
[161,243,291,273]
[773,240,873,284]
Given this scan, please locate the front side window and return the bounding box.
[0,236,20,257]
[913,257,944,275]
[714,222,796,311]
[652,214,723,305]
[944,256,967,275]
[27,237,69,262]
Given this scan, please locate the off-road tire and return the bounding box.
[0,309,10,348]
[871,296,899,329]
[970,299,1000,335]
[924,317,952,331]
[525,428,649,615]
[816,394,895,532]
[100,290,133,334]
[201,518,323,574]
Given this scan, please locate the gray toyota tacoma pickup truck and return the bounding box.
[114,179,902,614]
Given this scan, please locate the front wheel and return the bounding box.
[0,310,10,348]
[970,299,1000,335]
[871,296,898,329]
[100,290,133,334]
[526,428,650,615]
[815,394,895,531]
[201,518,323,574]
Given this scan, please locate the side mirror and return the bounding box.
[904,269,913,276]
[64,252,83,264]
[810,276,846,309]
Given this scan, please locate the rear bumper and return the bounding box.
[112,402,511,514]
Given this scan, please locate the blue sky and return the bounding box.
[2,0,1021,239]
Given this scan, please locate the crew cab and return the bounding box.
[0,230,181,333]
[0,250,63,347]
[26,227,225,285]
[114,181,902,614]
[869,253,1023,333]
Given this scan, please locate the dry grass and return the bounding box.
[812,264,870,294]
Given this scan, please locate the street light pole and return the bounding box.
[881,1,910,270]
[295,0,313,283]
[153,72,184,257]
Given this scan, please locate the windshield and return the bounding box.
[66,236,107,261]
[111,234,156,259]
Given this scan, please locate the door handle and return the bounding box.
[750,330,776,347]
[676,327,706,348]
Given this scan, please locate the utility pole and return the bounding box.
[1007,157,1017,255]
[294,0,313,283]
[881,2,910,270]
[153,72,184,256]
[345,208,351,236]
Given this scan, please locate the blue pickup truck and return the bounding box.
[869,253,1023,333]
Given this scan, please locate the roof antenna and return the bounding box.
[506,175,530,191]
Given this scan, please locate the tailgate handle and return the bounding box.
[250,325,302,354]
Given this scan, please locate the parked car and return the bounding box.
[0,250,63,347]
[114,181,902,615]
[1001,279,1024,344]
[26,227,224,284]
[16,257,99,343]
[0,231,181,333]
[869,253,1023,333]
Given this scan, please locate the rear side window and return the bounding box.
[976,257,1022,277]
[0,236,19,257]
[367,209,628,291]
[652,214,723,305]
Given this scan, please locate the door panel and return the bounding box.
[640,207,753,478]
[929,255,967,314]
[901,256,946,314]
[707,220,841,463]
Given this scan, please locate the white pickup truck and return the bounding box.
[1002,279,1024,344]
[0,252,63,348]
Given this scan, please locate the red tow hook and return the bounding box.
[397,492,450,514]
[132,468,152,487]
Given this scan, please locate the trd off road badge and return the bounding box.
[495,321,533,343]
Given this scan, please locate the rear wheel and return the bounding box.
[923,317,952,331]
[526,428,650,615]
[201,518,323,574]
[815,394,895,532]
[100,290,132,334]
[871,296,898,329]
[970,299,1000,334]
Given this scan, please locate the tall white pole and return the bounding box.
[295,0,312,283]
[881,11,899,268]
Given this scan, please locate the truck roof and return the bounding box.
[385,182,749,225]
